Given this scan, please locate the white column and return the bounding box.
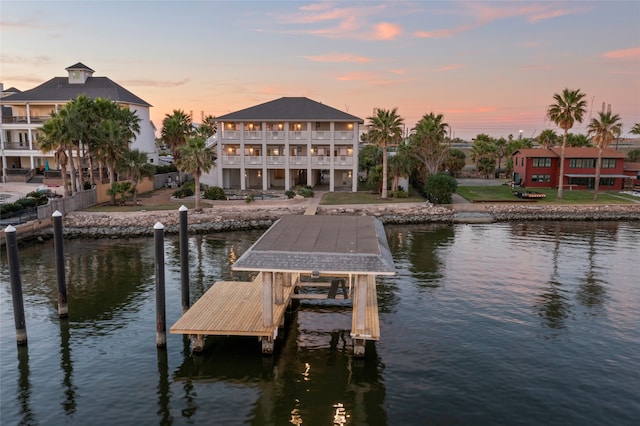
[240,122,246,190]
[262,272,274,327]
[352,122,359,192]
[329,122,335,192]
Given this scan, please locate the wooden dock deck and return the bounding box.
[170,274,295,352]
[171,216,395,357]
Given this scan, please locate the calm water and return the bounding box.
[1,221,639,425]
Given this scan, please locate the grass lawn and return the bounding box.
[84,201,196,212]
[456,185,638,204]
[320,191,425,205]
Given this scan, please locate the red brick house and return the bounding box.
[512,147,629,190]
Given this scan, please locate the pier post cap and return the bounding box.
[4,225,16,233]
[179,205,188,212]
[52,210,62,217]
[154,222,165,230]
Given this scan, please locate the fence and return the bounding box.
[37,189,97,219]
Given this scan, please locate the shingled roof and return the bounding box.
[217,97,364,123]
[2,70,150,106]
[232,215,395,275]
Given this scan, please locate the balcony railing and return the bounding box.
[221,155,241,165]
[289,156,308,165]
[266,156,286,165]
[2,142,35,150]
[266,131,284,140]
[222,131,240,140]
[1,115,51,124]
[220,129,355,141]
[245,156,263,165]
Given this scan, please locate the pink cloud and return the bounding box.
[603,47,640,59]
[374,22,402,40]
[121,78,190,88]
[434,64,463,72]
[302,53,372,63]
[414,2,591,39]
[444,106,497,114]
[336,71,397,85]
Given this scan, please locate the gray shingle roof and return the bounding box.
[232,215,396,275]
[65,62,95,72]
[1,76,151,107]
[217,97,364,123]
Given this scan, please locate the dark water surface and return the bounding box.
[1,221,639,425]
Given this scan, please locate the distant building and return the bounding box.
[512,147,633,190]
[203,97,364,192]
[0,62,157,183]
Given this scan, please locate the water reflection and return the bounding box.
[16,345,33,425]
[576,228,607,309]
[536,225,571,329]
[59,319,76,415]
[156,348,172,425]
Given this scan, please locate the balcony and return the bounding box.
[266,156,286,165]
[245,156,263,165]
[221,155,241,165]
[1,115,51,124]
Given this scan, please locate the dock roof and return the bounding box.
[232,215,396,275]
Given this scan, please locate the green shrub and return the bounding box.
[173,187,194,198]
[392,189,408,198]
[297,186,314,198]
[424,173,457,204]
[15,198,37,209]
[285,190,296,199]
[154,164,178,174]
[181,180,195,191]
[245,194,255,203]
[204,186,226,200]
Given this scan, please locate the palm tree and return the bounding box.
[630,123,640,135]
[118,149,155,204]
[176,135,216,211]
[538,129,558,148]
[197,114,218,141]
[547,88,588,199]
[39,112,71,195]
[587,111,622,201]
[409,112,450,176]
[387,142,415,193]
[367,108,404,198]
[161,110,192,162]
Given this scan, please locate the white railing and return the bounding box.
[290,131,307,140]
[245,156,263,165]
[245,130,262,140]
[222,131,240,140]
[266,156,286,165]
[335,131,355,140]
[222,155,241,165]
[311,156,332,166]
[289,156,308,165]
[312,131,330,140]
[266,131,284,140]
[335,156,353,166]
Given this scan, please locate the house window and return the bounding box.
[601,159,616,169]
[599,177,615,186]
[569,158,596,168]
[532,158,551,167]
[531,174,551,182]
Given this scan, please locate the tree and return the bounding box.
[587,111,622,201]
[630,123,640,135]
[118,149,154,204]
[445,148,466,177]
[470,134,497,173]
[566,133,592,147]
[176,135,216,211]
[39,112,72,195]
[408,112,450,177]
[547,88,588,199]
[626,149,640,162]
[161,110,192,162]
[366,108,404,198]
[197,114,217,140]
[538,129,558,148]
[358,144,382,183]
[387,142,415,193]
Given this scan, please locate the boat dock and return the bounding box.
[169,215,395,357]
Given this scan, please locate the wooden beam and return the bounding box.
[263,272,273,327]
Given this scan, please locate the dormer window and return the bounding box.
[66,62,94,84]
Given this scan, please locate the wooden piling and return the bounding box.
[52,211,68,318]
[179,205,189,314]
[154,222,167,348]
[4,225,27,345]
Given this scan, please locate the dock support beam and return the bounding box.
[179,206,190,314]
[191,335,205,353]
[353,339,365,358]
[261,337,274,355]
[154,222,167,348]
[262,272,273,327]
[4,225,27,345]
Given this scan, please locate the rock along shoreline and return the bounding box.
[36,201,640,240]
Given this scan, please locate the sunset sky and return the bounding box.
[1,0,639,140]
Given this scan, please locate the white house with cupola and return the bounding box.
[0,62,157,183]
[203,97,364,192]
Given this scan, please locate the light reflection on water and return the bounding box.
[1,222,639,425]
